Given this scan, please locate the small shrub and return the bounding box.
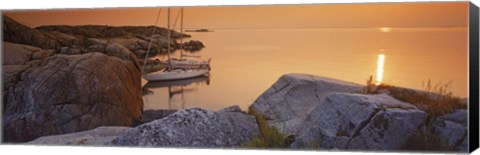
[242,107,288,148]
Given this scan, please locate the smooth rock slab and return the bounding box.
[250,73,363,135]
[27,127,130,145]
[110,107,260,147]
[291,93,427,150]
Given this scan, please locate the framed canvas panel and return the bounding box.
[1,0,479,154]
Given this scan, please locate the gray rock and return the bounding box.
[250,73,363,134]
[432,109,468,151]
[218,105,242,113]
[440,109,467,126]
[2,65,29,90]
[291,93,427,150]
[3,52,143,142]
[110,107,260,147]
[26,126,130,145]
[141,109,178,124]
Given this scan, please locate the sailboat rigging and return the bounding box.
[165,7,211,70]
[143,7,210,82]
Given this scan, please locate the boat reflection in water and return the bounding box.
[143,75,211,110]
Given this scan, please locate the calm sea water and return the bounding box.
[142,27,468,111]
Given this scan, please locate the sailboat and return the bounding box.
[143,8,210,82]
[164,7,211,70]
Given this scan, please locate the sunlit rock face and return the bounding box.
[110,107,260,147]
[251,73,468,152]
[3,52,143,142]
[250,73,364,135]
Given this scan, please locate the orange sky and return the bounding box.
[3,2,469,29]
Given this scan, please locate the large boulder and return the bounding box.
[290,93,427,150]
[250,73,363,134]
[110,107,260,147]
[26,126,130,145]
[3,52,143,142]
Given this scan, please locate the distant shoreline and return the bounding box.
[185,28,213,32]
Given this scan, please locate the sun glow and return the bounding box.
[376,53,385,85]
[380,27,391,33]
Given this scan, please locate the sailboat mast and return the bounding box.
[167,7,172,69]
[180,7,184,60]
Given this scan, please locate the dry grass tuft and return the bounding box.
[362,76,466,117]
[242,107,289,148]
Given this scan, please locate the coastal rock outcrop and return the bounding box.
[250,73,363,134]
[290,93,427,150]
[3,52,143,142]
[26,127,131,145]
[179,40,205,51]
[110,107,260,147]
[250,73,467,151]
[2,16,60,49]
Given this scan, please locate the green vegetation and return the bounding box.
[242,107,289,148]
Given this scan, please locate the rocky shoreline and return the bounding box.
[22,74,468,152]
[2,15,468,152]
[1,15,203,142]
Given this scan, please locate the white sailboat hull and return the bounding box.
[143,69,210,81]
